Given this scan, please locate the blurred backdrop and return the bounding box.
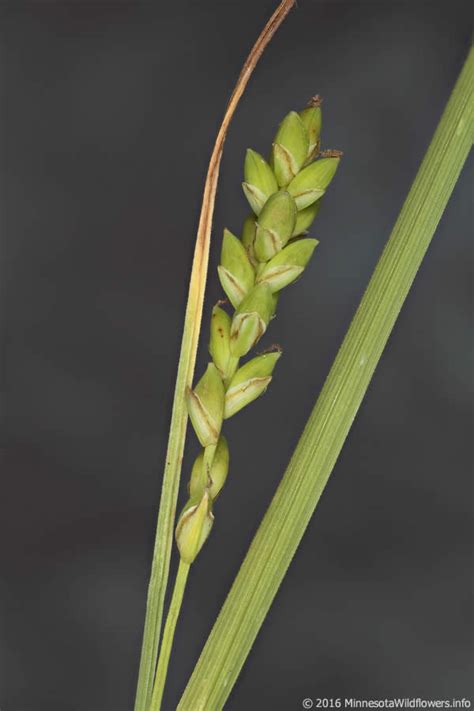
[2,1,473,709]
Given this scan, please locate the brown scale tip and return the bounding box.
[215,298,229,308]
[306,94,322,108]
[319,149,344,158]
[258,343,283,355]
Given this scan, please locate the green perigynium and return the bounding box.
[189,435,230,500]
[175,491,214,564]
[256,238,319,292]
[242,149,278,214]
[254,190,297,261]
[299,94,322,163]
[271,111,309,186]
[288,154,341,209]
[218,229,255,308]
[176,98,341,563]
[224,351,281,418]
[230,282,274,357]
[185,363,225,447]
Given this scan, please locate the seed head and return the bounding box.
[179,100,341,565]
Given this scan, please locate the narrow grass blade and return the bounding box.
[133,3,296,709]
[178,47,474,711]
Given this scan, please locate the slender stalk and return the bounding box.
[134,3,296,709]
[178,47,474,711]
[149,560,190,711]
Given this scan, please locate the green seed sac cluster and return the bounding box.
[176,98,341,564]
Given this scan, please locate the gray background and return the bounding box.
[2,1,472,710]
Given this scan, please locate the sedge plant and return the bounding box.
[134,0,472,707]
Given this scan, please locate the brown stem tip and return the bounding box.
[259,343,283,355]
[306,94,323,108]
[320,149,344,158]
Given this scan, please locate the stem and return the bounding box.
[178,47,474,711]
[149,560,190,711]
[133,3,296,710]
